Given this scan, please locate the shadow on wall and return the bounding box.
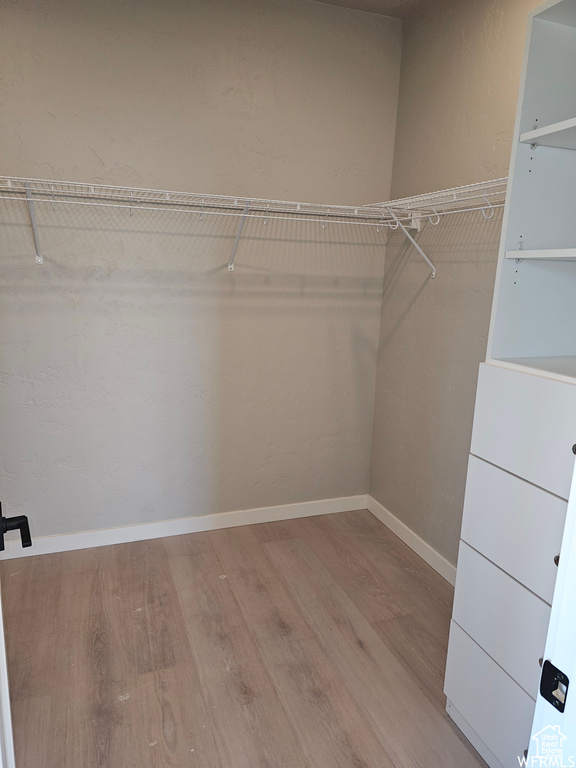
[370,209,503,565]
[0,198,384,538]
[379,211,503,353]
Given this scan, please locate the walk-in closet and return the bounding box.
[1,1,574,767]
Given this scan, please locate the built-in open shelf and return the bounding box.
[448,5,576,765]
[491,356,576,384]
[505,248,576,260]
[520,117,576,150]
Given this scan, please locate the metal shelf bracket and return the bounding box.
[24,182,43,264]
[228,203,250,272]
[389,210,436,278]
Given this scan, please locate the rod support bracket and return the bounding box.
[24,182,43,265]
[228,203,250,272]
[389,209,437,278]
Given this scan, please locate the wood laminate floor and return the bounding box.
[0,510,486,768]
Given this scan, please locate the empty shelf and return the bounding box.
[494,356,576,383]
[520,117,576,150]
[505,249,576,260]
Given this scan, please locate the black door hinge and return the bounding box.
[0,502,32,551]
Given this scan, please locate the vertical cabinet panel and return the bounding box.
[461,456,566,604]
[446,3,576,767]
[444,622,535,768]
[470,363,576,501]
[452,542,550,698]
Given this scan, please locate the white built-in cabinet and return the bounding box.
[444,1,576,766]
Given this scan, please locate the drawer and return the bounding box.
[444,621,535,768]
[452,542,550,697]
[471,363,576,499]
[461,456,566,603]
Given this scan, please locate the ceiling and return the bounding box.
[311,0,425,18]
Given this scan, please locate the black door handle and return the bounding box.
[0,503,32,551]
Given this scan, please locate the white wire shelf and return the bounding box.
[377,178,508,221]
[0,176,507,228]
[0,175,508,274]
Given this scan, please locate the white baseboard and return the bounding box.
[366,495,457,585]
[1,495,368,560]
[2,494,457,588]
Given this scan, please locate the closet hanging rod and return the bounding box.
[0,176,508,276]
[373,178,508,213]
[0,176,507,227]
[0,192,507,227]
[0,194,394,227]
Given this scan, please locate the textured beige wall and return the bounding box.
[0,0,401,205]
[371,0,542,565]
[0,0,401,537]
[370,213,502,562]
[391,0,541,199]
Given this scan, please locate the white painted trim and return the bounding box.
[366,495,457,585]
[1,494,457,591]
[505,248,576,260]
[0,495,368,560]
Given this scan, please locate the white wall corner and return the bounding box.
[366,495,457,586]
[0,495,369,561]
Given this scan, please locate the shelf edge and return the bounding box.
[520,116,576,144]
[505,249,576,260]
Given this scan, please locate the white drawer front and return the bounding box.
[461,456,566,603]
[471,363,576,499]
[444,622,535,768]
[453,542,550,697]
